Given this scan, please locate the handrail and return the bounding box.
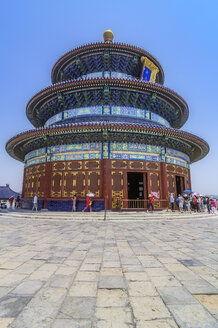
[121,198,169,210]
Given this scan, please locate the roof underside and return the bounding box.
[26,79,188,129]
[51,42,164,84]
[6,121,209,164]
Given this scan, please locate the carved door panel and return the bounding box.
[51,172,62,197]
[150,172,160,208]
[24,175,30,197]
[167,174,175,196]
[111,171,124,208]
[75,172,85,197]
[88,171,100,197]
[29,175,37,197]
[63,171,75,198]
[37,174,45,197]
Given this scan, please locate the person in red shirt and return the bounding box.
[9,196,14,209]
[82,196,92,212]
[147,194,154,213]
[193,196,197,212]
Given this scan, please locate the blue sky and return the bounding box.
[1,0,218,194]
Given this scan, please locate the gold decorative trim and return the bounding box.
[141,56,159,83]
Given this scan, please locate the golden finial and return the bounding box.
[103,30,114,43]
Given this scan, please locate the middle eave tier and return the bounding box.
[26,79,189,129]
[6,120,209,163]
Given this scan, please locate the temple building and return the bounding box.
[6,31,209,210]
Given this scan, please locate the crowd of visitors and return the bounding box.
[170,193,217,214]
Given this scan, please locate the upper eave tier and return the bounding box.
[6,120,209,164]
[51,42,164,84]
[26,79,189,129]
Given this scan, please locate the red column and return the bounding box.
[102,159,112,210]
[188,168,192,190]
[21,168,26,199]
[147,172,151,196]
[43,162,52,209]
[160,162,168,201]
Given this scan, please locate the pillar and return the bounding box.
[102,159,111,210]
[43,162,52,209]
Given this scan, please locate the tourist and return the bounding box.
[178,194,184,213]
[202,197,207,212]
[72,194,77,212]
[147,194,154,213]
[187,197,192,213]
[184,198,188,211]
[9,196,14,209]
[82,196,92,212]
[192,196,197,212]
[15,195,21,208]
[206,198,210,213]
[170,193,174,211]
[210,199,216,214]
[197,196,201,212]
[32,194,38,211]
[176,196,179,210]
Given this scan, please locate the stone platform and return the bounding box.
[0,212,217,327]
[1,209,216,221]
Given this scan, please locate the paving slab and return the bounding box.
[0,294,32,318]
[59,296,96,319]
[168,304,218,328]
[99,275,126,289]
[157,286,198,304]
[52,318,92,328]
[195,294,218,320]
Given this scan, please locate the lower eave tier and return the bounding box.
[6,121,209,163]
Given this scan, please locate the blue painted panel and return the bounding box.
[142,66,151,81]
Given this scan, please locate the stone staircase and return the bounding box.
[0,209,216,221]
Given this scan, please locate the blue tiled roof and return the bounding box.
[0,185,19,200]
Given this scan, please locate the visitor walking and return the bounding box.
[170,193,174,211]
[197,196,201,212]
[15,195,21,208]
[72,194,77,212]
[82,196,92,212]
[32,194,38,211]
[147,194,154,213]
[206,198,210,213]
[9,196,14,209]
[193,196,197,212]
[202,197,207,212]
[187,197,192,213]
[211,199,216,214]
[178,194,184,213]
[176,196,179,210]
[184,198,188,211]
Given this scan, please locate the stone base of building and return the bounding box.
[22,159,191,211]
[21,199,104,212]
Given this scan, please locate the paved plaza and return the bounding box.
[0,213,217,327]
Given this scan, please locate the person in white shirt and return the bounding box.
[178,194,184,213]
[32,194,38,211]
[170,193,175,211]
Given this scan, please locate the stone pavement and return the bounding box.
[0,214,217,327]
